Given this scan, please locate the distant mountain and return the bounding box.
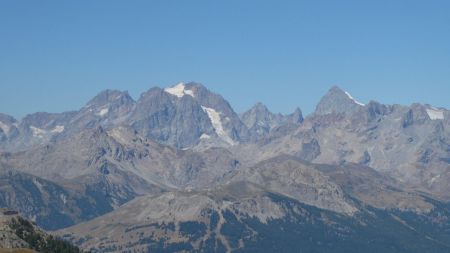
[0,82,449,252]
[130,84,217,148]
[0,82,254,151]
[245,94,450,200]
[0,114,19,148]
[71,89,136,130]
[314,86,365,115]
[240,102,303,140]
[134,82,249,147]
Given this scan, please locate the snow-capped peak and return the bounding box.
[164,82,195,98]
[344,91,365,106]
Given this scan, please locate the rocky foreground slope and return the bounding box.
[0,83,449,252]
[0,208,81,252]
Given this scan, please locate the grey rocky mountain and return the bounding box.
[0,90,135,152]
[240,102,303,140]
[231,155,357,215]
[0,166,133,230]
[0,124,243,231]
[130,85,216,149]
[69,89,136,130]
[58,158,447,253]
[241,95,450,200]
[13,111,77,151]
[314,86,365,115]
[134,82,250,148]
[0,82,252,152]
[0,82,449,252]
[0,113,19,144]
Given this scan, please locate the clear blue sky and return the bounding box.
[1,0,449,119]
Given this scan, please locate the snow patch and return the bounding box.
[345,91,365,106]
[184,89,194,97]
[97,108,109,116]
[60,193,67,205]
[200,133,211,140]
[51,125,65,133]
[33,178,44,192]
[430,174,441,184]
[30,126,46,138]
[0,121,10,134]
[426,108,444,120]
[201,106,235,145]
[164,82,195,98]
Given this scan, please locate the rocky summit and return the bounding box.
[0,83,449,253]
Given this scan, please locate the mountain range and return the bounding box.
[0,82,449,252]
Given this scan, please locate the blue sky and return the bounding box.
[1,0,449,118]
